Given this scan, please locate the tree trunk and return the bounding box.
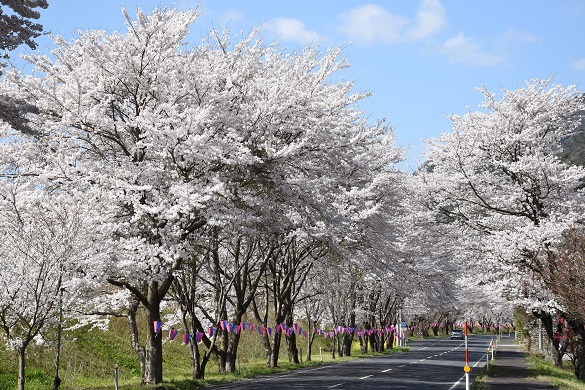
[287,331,300,364]
[342,313,356,357]
[306,318,316,361]
[572,340,585,379]
[378,332,385,352]
[566,318,585,380]
[218,327,228,373]
[331,336,336,359]
[388,331,395,349]
[270,331,282,367]
[307,331,316,361]
[225,332,241,372]
[189,340,201,379]
[537,311,566,367]
[143,282,163,384]
[369,333,377,352]
[52,285,63,390]
[128,301,146,376]
[342,333,353,356]
[18,347,26,390]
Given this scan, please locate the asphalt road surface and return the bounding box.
[205,334,495,389]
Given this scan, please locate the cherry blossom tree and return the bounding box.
[0,186,105,390]
[419,78,585,370]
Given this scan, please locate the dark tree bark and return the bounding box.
[111,275,177,385]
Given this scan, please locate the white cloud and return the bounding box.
[571,58,585,70]
[222,10,244,23]
[336,1,446,45]
[336,4,408,45]
[264,17,321,45]
[496,28,539,45]
[407,0,447,40]
[440,32,506,66]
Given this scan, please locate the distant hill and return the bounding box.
[560,110,585,166]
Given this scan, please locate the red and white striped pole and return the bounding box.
[464,321,470,390]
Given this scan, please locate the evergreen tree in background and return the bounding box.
[0,0,48,60]
[0,1,48,134]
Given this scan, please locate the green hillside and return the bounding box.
[0,315,390,390]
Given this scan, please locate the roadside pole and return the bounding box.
[464,321,470,390]
[398,309,402,347]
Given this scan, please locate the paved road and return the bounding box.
[205,334,494,389]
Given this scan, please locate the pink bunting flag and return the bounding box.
[249,323,255,331]
[183,333,191,345]
[195,332,204,344]
[168,328,178,341]
[258,326,264,335]
[207,327,215,338]
[267,327,273,336]
[153,321,162,337]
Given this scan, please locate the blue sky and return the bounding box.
[16,0,585,170]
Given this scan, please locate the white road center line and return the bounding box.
[359,375,373,379]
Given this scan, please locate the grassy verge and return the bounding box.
[471,341,585,390]
[61,346,410,390]
[470,361,491,390]
[527,354,585,390]
[0,314,410,390]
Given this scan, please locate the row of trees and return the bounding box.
[0,7,440,388]
[415,78,585,378]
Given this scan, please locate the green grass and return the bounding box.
[472,343,585,390]
[0,316,409,390]
[527,354,585,390]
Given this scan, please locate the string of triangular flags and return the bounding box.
[152,321,407,345]
[411,322,511,331]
